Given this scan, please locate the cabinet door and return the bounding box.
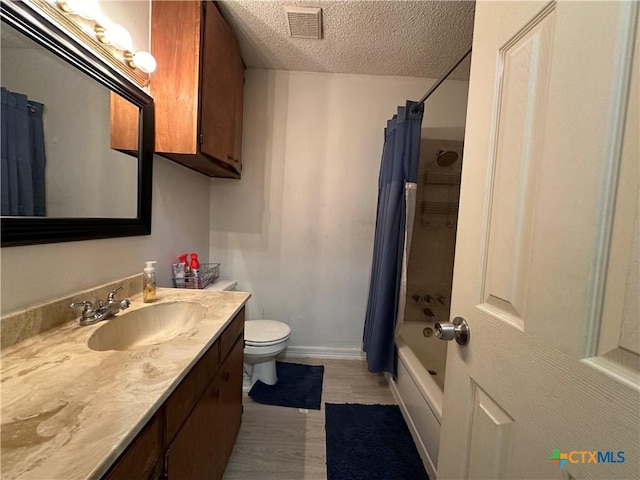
[109,92,139,154]
[212,337,244,474]
[165,340,220,443]
[103,413,162,480]
[166,338,244,480]
[199,1,243,173]
[151,0,201,155]
[231,39,245,171]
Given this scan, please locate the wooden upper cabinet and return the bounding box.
[109,93,139,156]
[111,1,245,179]
[200,0,240,168]
[151,0,200,157]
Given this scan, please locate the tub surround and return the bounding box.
[1,286,250,480]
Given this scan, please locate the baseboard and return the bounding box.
[386,373,438,480]
[284,346,365,360]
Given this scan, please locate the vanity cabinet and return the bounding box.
[166,339,243,479]
[103,414,162,480]
[111,1,245,179]
[101,308,245,480]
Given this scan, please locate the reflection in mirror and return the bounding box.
[1,21,138,218]
[0,0,153,247]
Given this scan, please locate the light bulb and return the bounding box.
[132,51,157,74]
[101,23,133,51]
[58,0,101,20]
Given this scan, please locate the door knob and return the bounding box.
[434,316,470,345]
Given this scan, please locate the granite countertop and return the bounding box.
[1,287,250,480]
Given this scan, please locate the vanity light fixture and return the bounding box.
[53,0,156,82]
[125,51,157,74]
[95,23,133,52]
[57,0,101,21]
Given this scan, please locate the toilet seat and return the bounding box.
[244,320,291,388]
[245,320,291,346]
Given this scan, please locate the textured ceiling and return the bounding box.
[217,1,475,80]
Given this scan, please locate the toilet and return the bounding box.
[244,320,291,387]
[201,281,291,388]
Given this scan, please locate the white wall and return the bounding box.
[0,1,211,315]
[1,156,211,316]
[210,69,469,350]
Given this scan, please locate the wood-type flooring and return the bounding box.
[223,358,396,480]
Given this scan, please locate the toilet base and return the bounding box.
[242,368,252,391]
[244,359,278,386]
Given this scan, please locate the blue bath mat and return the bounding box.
[248,361,324,410]
[325,403,429,480]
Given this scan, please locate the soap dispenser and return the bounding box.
[143,261,157,303]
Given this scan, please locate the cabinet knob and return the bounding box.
[222,371,230,382]
[212,388,220,399]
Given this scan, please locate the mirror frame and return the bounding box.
[0,0,154,247]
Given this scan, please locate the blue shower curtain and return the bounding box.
[1,87,46,216]
[363,100,423,374]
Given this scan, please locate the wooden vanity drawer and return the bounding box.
[103,413,161,480]
[219,307,244,361]
[165,339,220,442]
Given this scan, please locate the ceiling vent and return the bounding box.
[285,7,322,39]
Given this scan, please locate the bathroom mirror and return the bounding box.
[0,0,154,247]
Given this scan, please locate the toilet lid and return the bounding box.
[245,320,291,344]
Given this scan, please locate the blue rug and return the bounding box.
[325,403,429,480]
[248,361,324,410]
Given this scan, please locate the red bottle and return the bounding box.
[190,253,200,274]
[190,253,200,288]
[179,253,190,274]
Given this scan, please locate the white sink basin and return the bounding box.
[88,301,207,351]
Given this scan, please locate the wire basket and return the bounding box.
[172,263,220,289]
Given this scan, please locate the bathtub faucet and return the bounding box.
[423,308,435,320]
[412,293,439,304]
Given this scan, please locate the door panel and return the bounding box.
[522,2,637,358]
[482,5,555,330]
[593,24,640,385]
[439,2,640,479]
[200,1,238,171]
[466,384,514,480]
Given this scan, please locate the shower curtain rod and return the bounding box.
[411,47,472,112]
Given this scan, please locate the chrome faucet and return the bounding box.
[423,307,436,320]
[70,287,131,326]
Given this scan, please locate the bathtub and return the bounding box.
[388,321,448,480]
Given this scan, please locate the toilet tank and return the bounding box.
[204,280,237,291]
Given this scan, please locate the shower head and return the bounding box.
[436,149,459,167]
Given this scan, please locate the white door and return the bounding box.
[439,1,639,479]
